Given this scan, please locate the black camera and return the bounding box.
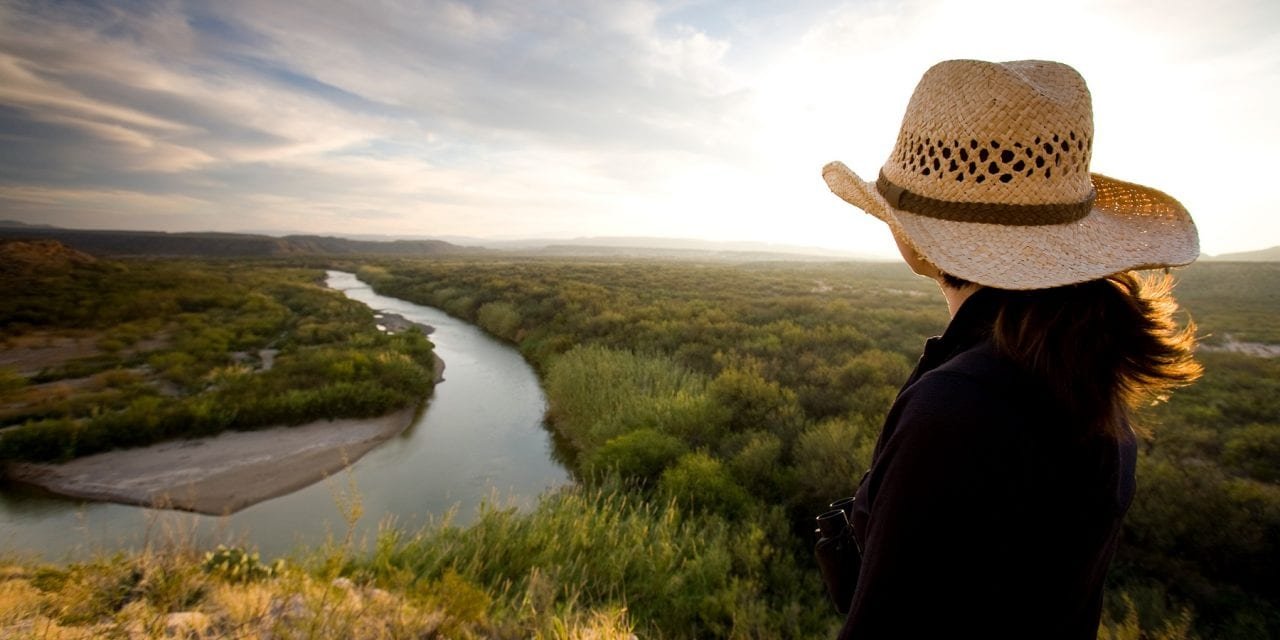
[815,496,861,614]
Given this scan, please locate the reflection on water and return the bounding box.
[0,271,571,560]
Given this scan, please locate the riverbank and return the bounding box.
[1,278,447,518]
[5,406,421,515]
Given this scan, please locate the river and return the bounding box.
[0,270,571,560]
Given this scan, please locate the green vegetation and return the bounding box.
[0,258,436,461]
[353,258,1278,638]
[3,255,1275,638]
[0,537,634,638]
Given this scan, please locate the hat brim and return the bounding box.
[822,161,1199,290]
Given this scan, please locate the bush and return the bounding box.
[0,366,26,394]
[791,417,878,511]
[585,428,688,484]
[1223,423,1280,483]
[659,452,752,519]
[476,301,521,340]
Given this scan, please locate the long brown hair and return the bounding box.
[948,271,1201,438]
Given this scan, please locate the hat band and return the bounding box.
[876,171,1095,226]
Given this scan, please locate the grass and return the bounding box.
[0,479,640,639]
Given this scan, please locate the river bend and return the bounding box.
[0,271,570,559]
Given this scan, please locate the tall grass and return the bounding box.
[544,345,727,454]
[347,481,827,639]
[0,478,641,639]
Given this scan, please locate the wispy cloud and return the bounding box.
[0,0,761,237]
[0,0,1276,254]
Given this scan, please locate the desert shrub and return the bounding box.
[584,428,688,484]
[791,417,879,512]
[659,452,753,519]
[1222,423,1280,483]
[476,301,521,340]
[202,545,285,584]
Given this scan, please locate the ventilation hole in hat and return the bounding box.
[1045,168,1052,179]
[1035,156,1045,168]
[928,146,935,157]
[922,167,931,176]
[917,144,924,155]
[1012,160,1025,172]
[1069,131,1076,141]
[979,149,989,162]
[932,158,940,170]
[942,147,951,159]
[1025,167,1034,177]
[1055,154,1061,166]
[1034,136,1042,145]
[1052,134,1060,142]
[1077,141,1084,151]
[975,174,986,183]
[1060,140,1070,152]
[1042,143,1055,155]
[948,160,958,172]
[959,149,969,162]
[1000,149,1014,163]
[1024,148,1033,158]
[1014,142,1023,148]
[988,162,999,174]
[970,139,978,149]
[999,173,1013,183]
[956,173,964,182]
[990,140,1000,149]
[968,162,977,174]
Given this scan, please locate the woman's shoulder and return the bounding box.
[892,339,1054,443]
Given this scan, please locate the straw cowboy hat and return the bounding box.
[822,59,1198,290]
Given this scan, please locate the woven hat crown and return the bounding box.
[882,60,1094,213]
[821,58,1197,290]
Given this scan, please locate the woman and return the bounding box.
[820,60,1201,638]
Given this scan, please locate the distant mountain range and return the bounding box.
[0,221,474,258]
[5,220,1270,262]
[0,221,874,261]
[1204,245,1280,262]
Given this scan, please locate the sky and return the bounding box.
[0,0,1277,258]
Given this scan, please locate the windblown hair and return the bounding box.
[945,271,1202,439]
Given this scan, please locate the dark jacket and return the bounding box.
[838,288,1137,639]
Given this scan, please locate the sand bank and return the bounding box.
[6,407,419,515]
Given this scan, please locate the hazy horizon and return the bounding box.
[2,0,1278,260]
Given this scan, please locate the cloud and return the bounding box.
[0,0,1275,254]
[0,0,761,238]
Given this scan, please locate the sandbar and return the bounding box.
[5,407,420,515]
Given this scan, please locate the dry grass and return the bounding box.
[0,551,635,639]
[0,476,635,639]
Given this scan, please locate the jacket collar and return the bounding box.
[904,287,1001,389]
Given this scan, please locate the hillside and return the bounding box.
[0,239,97,275]
[1205,245,1280,262]
[0,226,477,258]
